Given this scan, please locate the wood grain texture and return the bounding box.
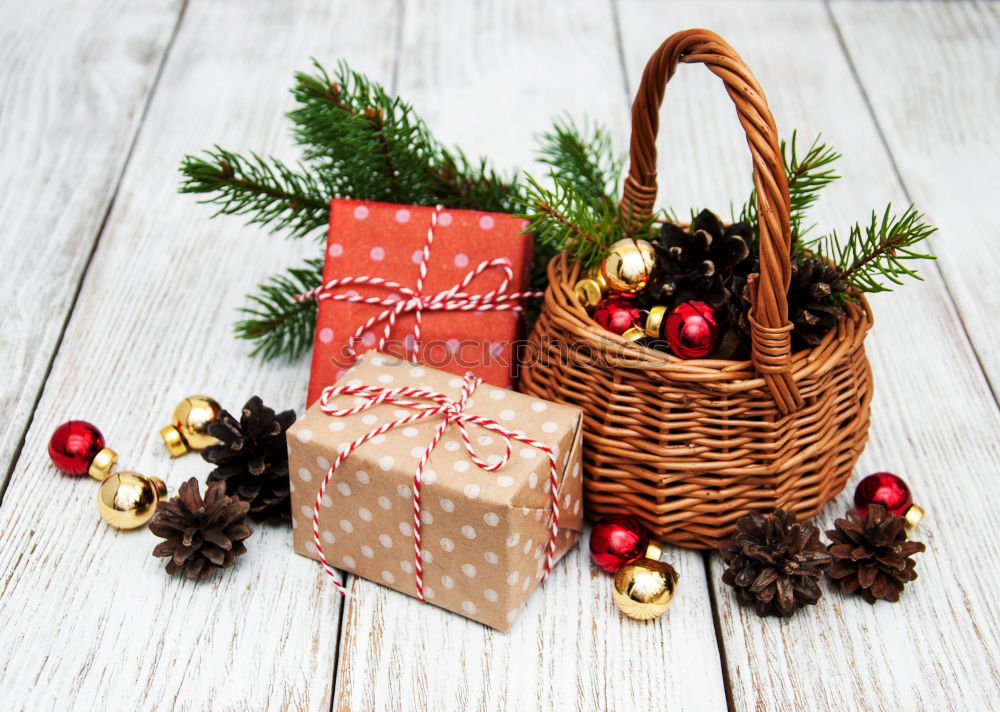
[618,1,1000,709]
[4,0,999,710]
[830,0,1000,398]
[0,1,401,710]
[331,2,726,711]
[0,0,181,485]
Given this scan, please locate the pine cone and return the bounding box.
[202,396,296,520]
[150,478,252,580]
[826,503,926,604]
[720,509,833,617]
[650,209,752,307]
[725,254,849,352]
[786,256,849,348]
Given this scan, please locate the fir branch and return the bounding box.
[432,149,523,213]
[289,60,436,203]
[737,131,841,243]
[521,175,618,269]
[535,116,622,208]
[520,173,656,270]
[179,148,332,240]
[234,257,324,361]
[807,205,936,300]
[289,60,518,212]
[522,116,651,270]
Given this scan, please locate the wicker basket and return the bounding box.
[519,29,874,549]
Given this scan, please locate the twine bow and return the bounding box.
[296,205,541,366]
[312,372,561,602]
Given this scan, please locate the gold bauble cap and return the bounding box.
[574,278,606,309]
[96,472,167,529]
[583,265,609,291]
[612,557,678,621]
[620,326,646,342]
[87,447,118,481]
[644,305,668,339]
[161,395,222,456]
[905,504,925,529]
[601,238,657,294]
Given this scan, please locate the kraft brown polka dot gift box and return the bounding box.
[305,199,534,407]
[287,351,584,631]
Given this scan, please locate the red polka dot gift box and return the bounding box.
[305,199,535,407]
[287,351,584,631]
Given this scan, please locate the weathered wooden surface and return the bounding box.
[331,2,724,710]
[0,0,398,709]
[618,1,1000,709]
[0,0,181,487]
[831,0,1000,397]
[2,0,998,710]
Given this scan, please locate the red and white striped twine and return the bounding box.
[311,374,561,602]
[296,204,542,367]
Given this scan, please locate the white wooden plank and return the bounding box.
[830,1,1000,395]
[618,1,1000,709]
[0,0,181,483]
[330,2,727,711]
[0,1,402,709]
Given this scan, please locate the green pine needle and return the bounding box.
[179,148,332,240]
[806,204,936,300]
[234,257,324,361]
[182,61,521,360]
[535,116,622,208]
[737,131,841,243]
[521,116,655,270]
[181,59,935,361]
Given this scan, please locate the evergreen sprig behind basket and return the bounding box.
[519,29,874,549]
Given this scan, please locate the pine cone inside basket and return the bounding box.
[727,254,849,352]
[650,209,752,307]
[719,509,833,617]
[826,503,926,604]
[202,396,296,520]
[150,478,252,580]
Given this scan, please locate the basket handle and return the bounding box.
[620,28,803,414]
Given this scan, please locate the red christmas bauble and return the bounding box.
[590,515,650,573]
[49,421,106,476]
[664,300,720,358]
[854,472,913,518]
[593,296,642,336]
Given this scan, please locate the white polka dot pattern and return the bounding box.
[291,346,582,626]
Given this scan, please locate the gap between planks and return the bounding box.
[823,0,1000,410]
[0,0,188,496]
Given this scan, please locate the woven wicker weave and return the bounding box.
[518,29,874,549]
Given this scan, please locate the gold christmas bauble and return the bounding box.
[612,557,678,620]
[96,472,167,529]
[160,395,222,456]
[574,266,610,309]
[601,238,657,294]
